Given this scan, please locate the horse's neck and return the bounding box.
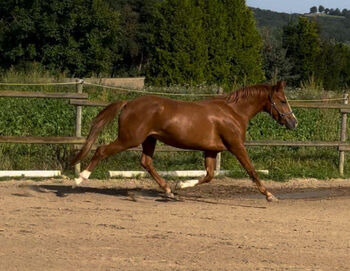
[229,92,268,122]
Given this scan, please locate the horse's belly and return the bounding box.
[153,133,226,152]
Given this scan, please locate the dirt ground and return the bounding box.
[1,177,350,271]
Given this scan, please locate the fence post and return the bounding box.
[339,93,348,176]
[215,87,224,172]
[74,79,84,177]
[216,153,221,172]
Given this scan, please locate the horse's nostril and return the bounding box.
[286,118,298,130]
[291,120,298,129]
[293,118,298,127]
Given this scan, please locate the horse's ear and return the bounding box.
[275,80,286,92]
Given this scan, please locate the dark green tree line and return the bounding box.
[261,30,293,83]
[316,41,350,90]
[0,0,120,77]
[146,0,208,86]
[1,0,265,87]
[282,17,321,84]
[147,0,264,86]
[106,0,158,76]
[276,16,350,89]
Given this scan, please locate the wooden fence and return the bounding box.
[0,80,350,176]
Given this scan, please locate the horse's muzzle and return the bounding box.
[285,117,298,130]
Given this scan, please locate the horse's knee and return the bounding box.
[140,157,147,169]
[96,145,114,160]
[93,146,104,159]
[140,155,151,170]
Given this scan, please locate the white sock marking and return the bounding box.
[80,170,91,179]
[74,170,91,186]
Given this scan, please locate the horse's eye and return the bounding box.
[281,100,287,104]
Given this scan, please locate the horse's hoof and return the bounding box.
[266,194,279,202]
[165,192,175,199]
[73,170,90,188]
[73,177,83,188]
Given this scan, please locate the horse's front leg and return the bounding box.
[176,151,217,189]
[228,143,278,202]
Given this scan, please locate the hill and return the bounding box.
[251,8,350,43]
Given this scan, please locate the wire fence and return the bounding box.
[0,82,78,86]
[0,80,348,102]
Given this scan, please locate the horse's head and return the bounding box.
[265,81,298,130]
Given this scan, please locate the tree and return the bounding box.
[282,17,322,84]
[333,8,342,16]
[316,41,350,89]
[318,5,325,13]
[198,0,232,86]
[147,0,264,86]
[325,8,330,14]
[146,0,208,86]
[261,30,293,83]
[342,9,350,17]
[106,0,158,76]
[0,0,120,77]
[310,6,317,13]
[222,0,264,85]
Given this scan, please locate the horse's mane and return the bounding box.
[225,84,271,103]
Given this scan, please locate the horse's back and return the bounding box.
[121,95,211,118]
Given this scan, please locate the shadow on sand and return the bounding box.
[28,184,166,201]
[25,183,350,206]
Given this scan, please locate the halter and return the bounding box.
[269,95,294,119]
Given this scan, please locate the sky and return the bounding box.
[246,0,350,14]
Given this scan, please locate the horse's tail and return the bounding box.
[71,101,127,165]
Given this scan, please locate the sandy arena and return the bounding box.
[1,177,350,271]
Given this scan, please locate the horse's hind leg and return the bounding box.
[176,151,217,189]
[74,139,134,186]
[140,137,174,198]
[197,151,217,185]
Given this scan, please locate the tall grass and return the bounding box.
[0,69,349,180]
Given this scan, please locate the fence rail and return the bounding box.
[0,90,88,99]
[70,99,109,107]
[0,80,349,176]
[69,99,350,109]
[0,136,86,144]
[1,136,349,149]
[290,101,350,109]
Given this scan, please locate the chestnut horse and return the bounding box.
[72,81,297,201]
